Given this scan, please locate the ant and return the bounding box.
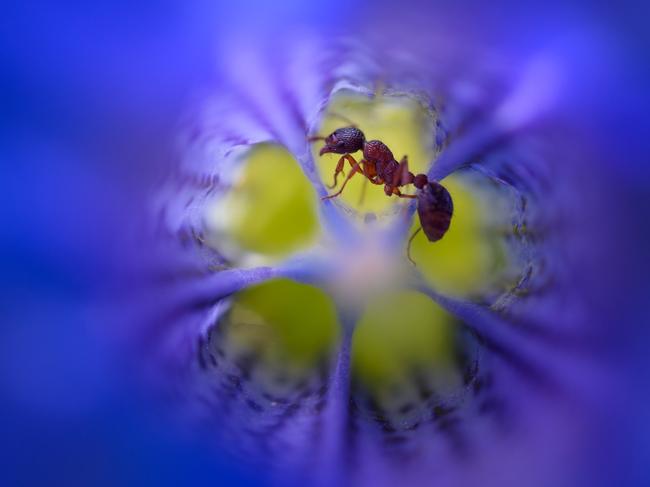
[308,126,414,200]
[310,125,454,265]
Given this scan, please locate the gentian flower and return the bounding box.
[2,2,649,487]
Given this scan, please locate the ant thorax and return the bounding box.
[363,140,394,164]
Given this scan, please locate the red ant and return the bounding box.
[308,126,414,200]
[309,125,454,264]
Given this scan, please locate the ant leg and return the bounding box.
[356,159,386,205]
[324,156,381,201]
[358,177,369,206]
[341,154,358,168]
[356,159,383,186]
[407,226,423,266]
[331,154,374,189]
[307,135,326,142]
[322,162,364,200]
[343,155,381,184]
[383,157,416,198]
[342,155,381,184]
[393,188,417,199]
[328,156,348,189]
[385,184,417,199]
[391,155,416,188]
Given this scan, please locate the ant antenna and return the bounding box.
[307,112,359,142]
[406,226,422,266]
[325,111,358,128]
[358,176,368,206]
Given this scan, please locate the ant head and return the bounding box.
[319,126,365,155]
[413,174,428,189]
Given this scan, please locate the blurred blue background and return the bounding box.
[1,1,649,485]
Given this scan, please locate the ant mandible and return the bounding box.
[310,125,454,265]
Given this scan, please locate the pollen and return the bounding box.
[329,230,408,307]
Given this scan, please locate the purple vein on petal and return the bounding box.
[428,123,505,182]
[163,266,279,317]
[163,258,335,328]
[429,54,559,183]
[315,316,355,487]
[419,284,553,385]
[217,38,313,154]
[318,200,361,245]
[417,283,604,405]
[276,254,331,286]
[132,266,283,361]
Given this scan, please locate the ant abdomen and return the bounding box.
[417,182,453,242]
